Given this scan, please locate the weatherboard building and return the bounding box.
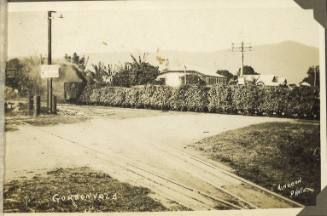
[156,68,227,87]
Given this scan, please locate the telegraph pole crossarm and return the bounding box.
[232,41,252,76]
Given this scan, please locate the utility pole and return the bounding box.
[232,41,252,76]
[47,11,63,113]
[47,11,56,113]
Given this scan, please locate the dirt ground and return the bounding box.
[5,104,305,210]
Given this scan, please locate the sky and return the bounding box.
[7,0,320,58]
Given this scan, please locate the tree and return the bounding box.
[237,65,259,76]
[64,52,90,84]
[5,57,44,96]
[64,52,88,71]
[302,66,319,88]
[91,62,116,84]
[112,54,160,87]
[110,65,130,87]
[216,70,236,83]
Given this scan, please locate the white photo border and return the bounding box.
[1,1,326,216]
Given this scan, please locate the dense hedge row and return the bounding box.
[77,84,320,119]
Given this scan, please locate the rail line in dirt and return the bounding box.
[32,124,302,210]
[35,126,248,210]
[159,144,304,208]
[5,108,305,210]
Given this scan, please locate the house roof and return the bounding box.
[240,74,287,86]
[159,69,226,78]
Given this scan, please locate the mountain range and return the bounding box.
[83,41,319,84]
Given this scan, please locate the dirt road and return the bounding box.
[5,105,303,210]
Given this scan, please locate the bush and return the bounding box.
[208,85,234,113]
[77,84,319,119]
[232,85,259,114]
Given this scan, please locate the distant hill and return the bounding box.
[83,41,319,84]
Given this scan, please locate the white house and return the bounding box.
[156,69,227,87]
[238,75,287,86]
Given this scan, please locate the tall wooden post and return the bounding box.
[49,78,53,112]
[47,79,49,111]
[28,95,33,115]
[33,96,40,117]
[51,95,57,114]
[232,41,252,77]
[48,11,54,113]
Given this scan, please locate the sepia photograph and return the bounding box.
[2,0,326,214]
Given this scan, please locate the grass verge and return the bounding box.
[4,167,170,212]
[190,121,320,206]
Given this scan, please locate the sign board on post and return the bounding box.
[40,65,60,78]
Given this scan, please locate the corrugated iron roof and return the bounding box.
[240,74,287,86]
[160,69,225,78]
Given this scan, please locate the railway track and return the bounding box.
[32,125,303,210]
[36,127,246,209]
[158,144,304,208]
